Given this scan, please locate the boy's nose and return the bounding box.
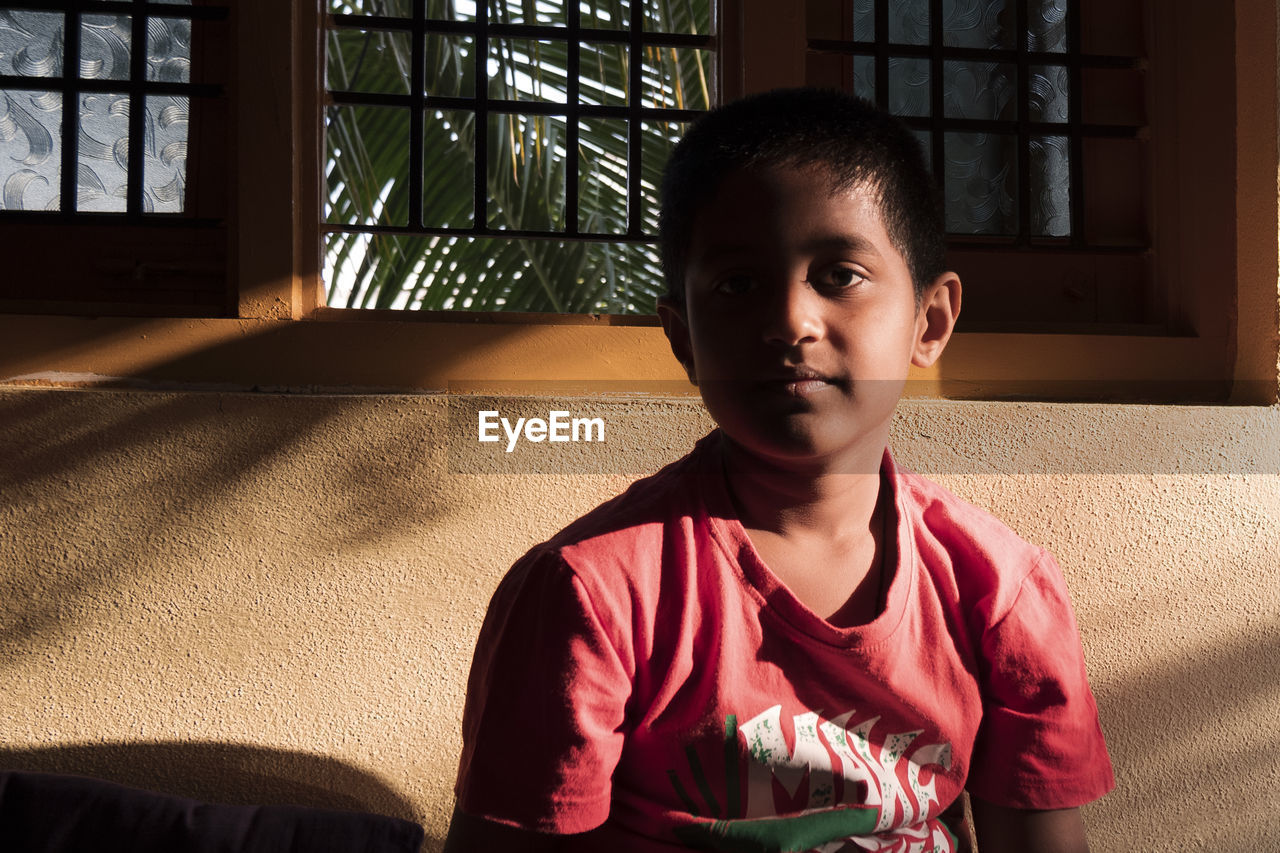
[762,280,824,347]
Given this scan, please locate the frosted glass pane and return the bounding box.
[1030,135,1070,235]
[146,15,192,83]
[0,89,61,211]
[1029,64,1069,123]
[943,61,1016,120]
[942,0,1015,49]
[145,95,188,213]
[912,130,933,171]
[0,11,65,78]
[81,15,132,81]
[853,0,874,42]
[888,0,929,45]
[852,55,874,102]
[1027,0,1068,52]
[888,57,929,117]
[77,92,130,212]
[4,12,195,214]
[945,131,1016,235]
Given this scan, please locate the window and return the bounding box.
[323,0,711,313]
[806,0,1149,329]
[0,1,224,215]
[0,0,229,312]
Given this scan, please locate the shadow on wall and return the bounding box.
[0,388,456,661]
[1089,617,1280,847]
[0,387,482,852]
[0,741,438,844]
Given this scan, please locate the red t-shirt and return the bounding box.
[456,433,1114,851]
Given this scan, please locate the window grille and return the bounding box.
[808,0,1145,247]
[806,0,1149,326]
[0,0,225,217]
[324,0,714,312]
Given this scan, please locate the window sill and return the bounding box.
[0,312,1258,404]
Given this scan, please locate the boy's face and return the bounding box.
[658,165,959,470]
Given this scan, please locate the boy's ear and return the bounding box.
[911,272,962,369]
[656,295,697,385]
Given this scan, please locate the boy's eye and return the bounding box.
[714,274,756,296]
[813,265,867,289]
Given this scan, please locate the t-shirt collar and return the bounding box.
[695,432,915,649]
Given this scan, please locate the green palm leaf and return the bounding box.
[324,0,710,313]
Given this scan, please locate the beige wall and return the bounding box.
[1,387,1277,850]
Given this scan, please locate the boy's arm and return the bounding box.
[453,550,630,839]
[442,807,566,853]
[967,552,1114,815]
[969,798,1089,853]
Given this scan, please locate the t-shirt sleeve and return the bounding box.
[454,547,632,834]
[966,550,1115,809]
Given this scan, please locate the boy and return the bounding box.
[445,89,1113,852]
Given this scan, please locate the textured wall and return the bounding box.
[1,388,1278,850]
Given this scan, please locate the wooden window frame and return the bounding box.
[0,0,1275,405]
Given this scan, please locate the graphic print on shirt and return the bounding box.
[668,705,957,852]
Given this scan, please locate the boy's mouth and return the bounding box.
[760,366,844,397]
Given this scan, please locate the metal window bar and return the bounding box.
[1065,0,1084,249]
[323,4,712,242]
[1013,0,1030,239]
[808,0,1143,249]
[408,0,426,229]
[0,0,225,220]
[564,0,579,237]
[472,0,488,231]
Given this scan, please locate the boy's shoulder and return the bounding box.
[892,461,1019,527]
[891,458,1051,579]
[537,433,719,563]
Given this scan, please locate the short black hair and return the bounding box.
[659,88,945,303]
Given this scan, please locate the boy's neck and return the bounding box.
[717,432,888,541]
